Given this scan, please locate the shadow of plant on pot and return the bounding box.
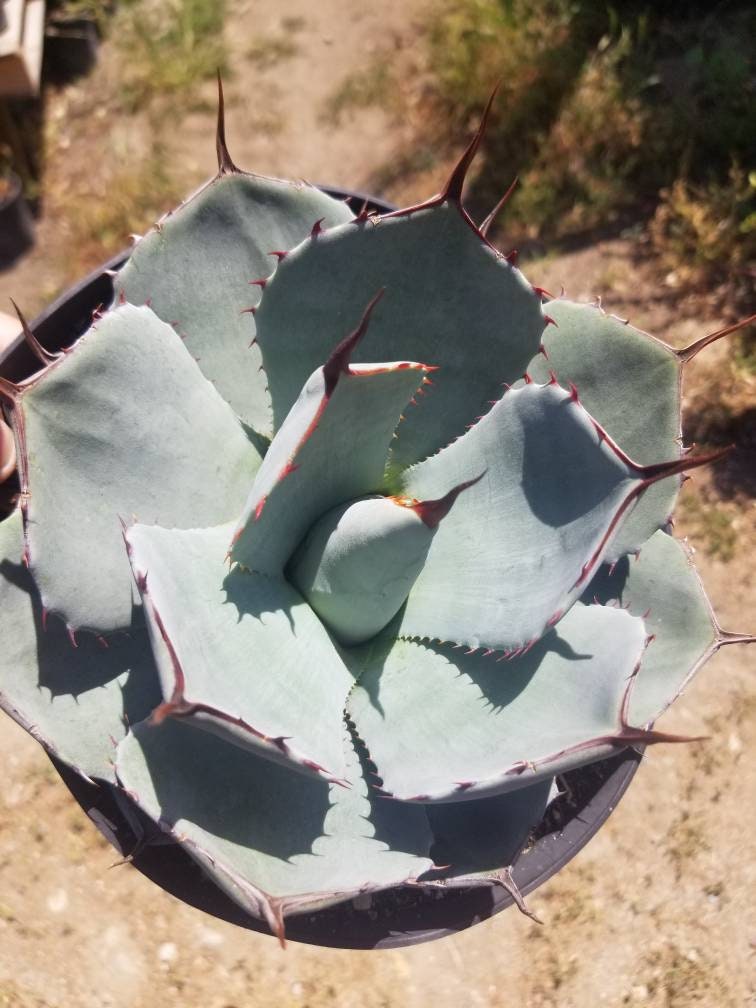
[0,78,754,950]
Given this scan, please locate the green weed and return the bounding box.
[52,0,113,29]
[643,944,734,1008]
[678,491,737,563]
[650,168,756,305]
[321,60,395,125]
[113,0,228,113]
[58,147,179,265]
[665,811,709,881]
[326,0,755,279]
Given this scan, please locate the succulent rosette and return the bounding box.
[0,89,753,945]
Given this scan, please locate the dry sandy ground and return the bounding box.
[0,3,754,1006]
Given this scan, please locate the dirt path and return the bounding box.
[0,4,754,1006]
[0,0,418,322]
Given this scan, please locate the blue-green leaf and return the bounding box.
[347,604,647,803]
[116,719,433,942]
[528,300,681,558]
[395,382,689,651]
[230,329,430,574]
[255,203,546,467]
[13,304,262,632]
[115,173,354,432]
[0,509,159,782]
[584,529,719,726]
[125,523,353,781]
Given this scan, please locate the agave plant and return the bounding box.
[0,86,753,947]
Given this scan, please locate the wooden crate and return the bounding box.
[0,0,46,97]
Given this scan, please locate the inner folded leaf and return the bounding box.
[230,336,431,575]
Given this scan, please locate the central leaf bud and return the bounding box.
[287,495,435,646]
[288,476,483,646]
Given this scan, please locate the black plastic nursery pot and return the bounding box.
[43,17,101,86]
[0,187,642,950]
[0,172,35,271]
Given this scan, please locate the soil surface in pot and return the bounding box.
[0,1,753,1005]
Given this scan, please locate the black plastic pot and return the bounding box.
[52,750,640,950]
[0,172,35,270]
[0,186,641,949]
[43,18,100,85]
